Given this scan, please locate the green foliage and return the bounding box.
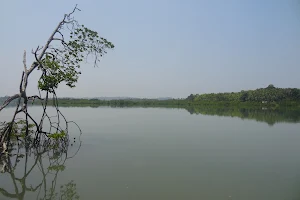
[44,180,79,200]
[0,120,36,139]
[48,131,67,140]
[267,84,275,89]
[41,98,188,108]
[38,24,114,93]
[188,85,300,103]
[59,181,80,200]
[2,85,300,111]
[48,164,66,172]
[239,91,248,102]
[187,106,300,126]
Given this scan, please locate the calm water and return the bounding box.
[1,107,300,199]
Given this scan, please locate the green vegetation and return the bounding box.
[43,85,300,109]
[1,85,300,126]
[1,85,300,109]
[0,5,114,148]
[186,106,300,126]
[45,98,187,108]
[48,131,67,140]
[0,85,291,126]
[187,84,300,108]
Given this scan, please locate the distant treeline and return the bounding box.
[43,98,188,108]
[50,84,300,109]
[2,86,300,125]
[1,85,300,109]
[187,84,300,105]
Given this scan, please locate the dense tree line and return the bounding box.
[2,96,298,125]
[44,98,188,107]
[1,85,300,109]
[187,85,300,103]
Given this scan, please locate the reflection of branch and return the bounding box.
[0,148,45,199]
[0,135,81,200]
[0,188,17,198]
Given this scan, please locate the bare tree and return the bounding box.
[0,5,114,151]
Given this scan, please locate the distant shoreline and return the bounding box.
[2,99,300,126]
[1,85,300,110]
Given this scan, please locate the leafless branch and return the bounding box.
[0,94,20,112]
[22,51,28,92]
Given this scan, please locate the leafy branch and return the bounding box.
[0,5,114,151]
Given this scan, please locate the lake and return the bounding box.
[1,106,300,199]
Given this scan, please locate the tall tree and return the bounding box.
[0,5,114,151]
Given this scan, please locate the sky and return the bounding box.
[0,0,300,98]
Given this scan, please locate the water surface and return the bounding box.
[1,107,300,199]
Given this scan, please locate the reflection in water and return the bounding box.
[0,137,81,200]
[1,107,300,199]
[60,104,300,125]
[186,106,300,125]
[18,104,300,126]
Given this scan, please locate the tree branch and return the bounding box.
[22,51,28,92]
[27,5,80,76]
[0,94,20,112]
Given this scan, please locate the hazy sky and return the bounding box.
[1,0,300,98]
